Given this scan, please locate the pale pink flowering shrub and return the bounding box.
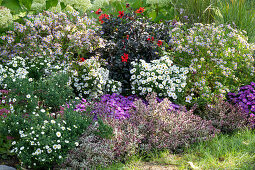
[129,93,219,152]
[202,97,249,133]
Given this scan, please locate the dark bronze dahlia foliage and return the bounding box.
[97,8,173,95]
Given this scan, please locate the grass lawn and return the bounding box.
[105,129,255,170]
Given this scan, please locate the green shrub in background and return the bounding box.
[171,0,217,24]
[0,6,13,29]
[214,0,255,42]
[168,23,255,105]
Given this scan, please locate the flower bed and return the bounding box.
[0,3,254,169]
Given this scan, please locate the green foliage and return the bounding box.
[18,0,33,10]
[93,119,113,139]
[45,0,58,10]
[177,129,255,169]
[36,72,74,111]
[214,0,255,42]
[0,128,13,156]
[171,0,217,24]
[1,0,22,14]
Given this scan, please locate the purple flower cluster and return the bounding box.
[228,82,255,126]
[74,93,182,120]
[75,93,137,119]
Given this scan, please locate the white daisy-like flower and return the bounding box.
[56,132,61,137]
[185,95,192,103]
[26,94,31,99]
[53,144,58,150]
[75,142,79,146]
[51,120,56,124]
[47,148,52,153]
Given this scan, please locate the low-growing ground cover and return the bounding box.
[0,1,255,169]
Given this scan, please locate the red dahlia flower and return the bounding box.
[99,14,109,24]
[118,11,124,18]
[95,8,102,15]
[157,40,163,46]
[126,35,129,40]
[80,57,85,62]
[135,7,145,13]
[121,53,128,62]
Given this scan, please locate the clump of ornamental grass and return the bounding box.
[128,92,219,153]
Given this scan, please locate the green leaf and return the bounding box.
[60,2,66,10]
[0,0,3,5]
[46,0,58,10]
[2,0,22,14]
[19,0,33,10]
[149,10,157,21]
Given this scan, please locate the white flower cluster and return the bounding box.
[130,55,189,99]
[0,6,13,28]
[10,117,79,166]
[71,57,122,98]
[0,56,29,86]
[0,55,68,88]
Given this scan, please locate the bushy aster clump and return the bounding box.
[0,89,10,118]
[70,57,122,98]
[128,93,218,152]
[169,23,255,104]
[130,55,189,102]
[0,10,102,64]
[228,82,255,127]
